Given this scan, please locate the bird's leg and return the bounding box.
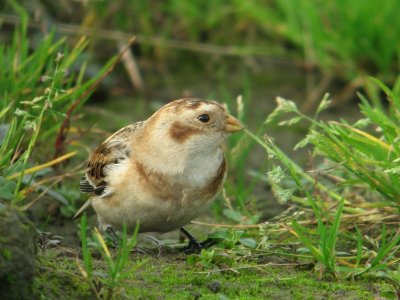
[105,226,119,248]
[180,227,203,254]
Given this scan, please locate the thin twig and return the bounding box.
[0,14,289,61]
[195,262,303,274]
[118,42,144,91]
[7,151,77,180]
[190,220,260,229]
[19,163,85,210]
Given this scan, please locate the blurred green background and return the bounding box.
[3,0,400,109]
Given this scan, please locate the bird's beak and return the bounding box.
[225,115,244,133]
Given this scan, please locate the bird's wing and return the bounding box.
[79,121,144,197]
[74,121,144,220]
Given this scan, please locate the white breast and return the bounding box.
[91,148,225,233]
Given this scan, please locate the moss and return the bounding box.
[0,204,37,300]
[34,250,93,300]
[35,249,395,299]
[1,249,12,260]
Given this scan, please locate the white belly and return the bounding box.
[92,190,217,233]
[91,150,225,233]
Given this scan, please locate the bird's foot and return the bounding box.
[179,227,218,254]
[181,238,203,254]
[105,226,119,248]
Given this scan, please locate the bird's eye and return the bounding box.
[198,114,210,123]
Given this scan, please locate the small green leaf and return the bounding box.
[275,97,298,113]
[278,116,303,126]
[0,177,16,200]
[209,230,228,239]
[267,166,286,184]
[352,118,371,129]
[240,238,257,249]
[186,254,200,266]
[296,247,311,254]
[201,261,215,269]
[265,97,299,124]
[316,93,331,115]
[223,209,243,222]
[294,133,313,150]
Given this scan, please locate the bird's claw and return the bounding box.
[181,239,203,254]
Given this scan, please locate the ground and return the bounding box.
[34,246,395,300]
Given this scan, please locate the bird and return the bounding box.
[74,98,243,251]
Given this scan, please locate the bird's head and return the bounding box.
[145,98,243,153]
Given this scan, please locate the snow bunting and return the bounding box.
[75,98,243,248]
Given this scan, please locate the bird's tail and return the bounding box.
[73,199,92,221]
